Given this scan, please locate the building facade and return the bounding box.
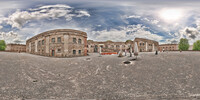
[87,38,159,53]
[134,38,159,52]
[87,40,133,53]
[159,44,178,52]
[26,29,87,57]
[5,44,26,52]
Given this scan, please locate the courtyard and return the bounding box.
[0,52,200,100]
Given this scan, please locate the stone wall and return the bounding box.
[87,40,133,53]
[87,38,159,53]
[159,44,179,52]
[26,29,87,57]
[6,44,26,52]
[134,38,159,52]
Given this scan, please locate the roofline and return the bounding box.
[159,44,178,46]
[134,38,159,43]
[27,29,87,42]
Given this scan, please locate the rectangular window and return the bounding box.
[58,49,61,53]
[73,38,77,43]
[42,40,44,45]
[73,50,76,54]
[105,45,108,48]
[78,39,81,44]
[52,38,55,43]
[38,41,41,45]
[57,37,61,43]
[79,50,81,54]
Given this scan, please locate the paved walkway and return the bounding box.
[0,52,200,100]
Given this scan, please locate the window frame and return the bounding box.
[57,49,61,53]
[78,39,82,44]
[79,50,81,54]
[42,40,44,45]
[73,50,76,54]
[38,41,41,45]
[57,37,61,43]
[73,38,77,43]
[52,38,55,43]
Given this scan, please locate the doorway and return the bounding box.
[52,50,55,56]
[94,45,98,52]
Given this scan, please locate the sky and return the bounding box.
[0,0,200,44]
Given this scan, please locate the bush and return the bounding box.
[0,40,6,51]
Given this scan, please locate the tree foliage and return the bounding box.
[193,40,200,50]
[106,40,112,42]
[125,40,132,43]
[0,40,6,51]
[178,38,189,51]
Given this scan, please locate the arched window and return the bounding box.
[78,39,81,44]
[73,38,77,43]
[73,50,76,54]
[79,50,81,54]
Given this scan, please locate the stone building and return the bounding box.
[5,44,26,52]
[87,38,159,53]
[26,29,87,57]
[159,44,178,52]
[87,40,133,53]
[134,38,159,52]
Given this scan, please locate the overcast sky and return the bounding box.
[0,0,200,44]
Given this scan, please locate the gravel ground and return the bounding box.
[0,51,200,100]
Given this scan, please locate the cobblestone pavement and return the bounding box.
[0,52,200,100]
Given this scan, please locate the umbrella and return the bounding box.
[134,42,139,59]
[134,42,139,53]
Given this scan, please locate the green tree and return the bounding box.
[178,38,189,51]
[125,40,132,43]
[0,40,6,51]
[106,40,112,42]
[193,40,200,50]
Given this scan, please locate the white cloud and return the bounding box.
[151,20,159,24]
[37,4,71,9]
[0,26,3,29]
[0,1,23,16]
[124,15,160,25]
[174,27,200,44]
[196,19,200,31]
[179,27,199,39]
[91,24,163,42]
[3,4,90,29]
[125,15,141,19]
[142,18,150,22]
[0,31,22,43]
[76,10,90,17]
